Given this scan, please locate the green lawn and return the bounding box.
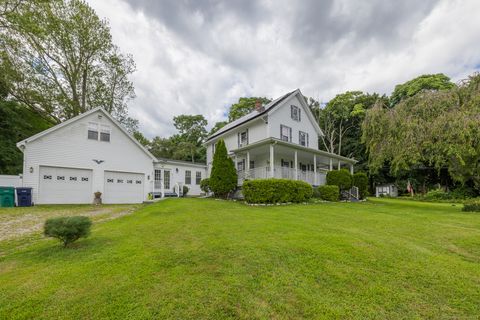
[0,198,479,319]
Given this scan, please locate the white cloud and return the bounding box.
[87,0,480,138]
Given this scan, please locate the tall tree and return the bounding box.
[0,0,136,126]
[209,121,227,136]
[173,114,208,145]
[209,139,237,198]
[227,97,271,122]
[390,73,455,107]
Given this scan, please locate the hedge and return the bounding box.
[352,172,368,199]
[242,179,313,204]
[326,169,352,190]
[313,185,339,201]
[462,199,480,212]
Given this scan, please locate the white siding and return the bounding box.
[0,175,22,188]
[154,162,207,195]
[21,110,154,204]
[267,95,319,149]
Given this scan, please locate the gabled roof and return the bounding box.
[155,157,207,168]
[205,89,297,142]
[16,107,157,161]
[205,89,323,142]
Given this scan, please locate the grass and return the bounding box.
[0,198,479,319]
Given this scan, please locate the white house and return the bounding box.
[16,107,207,205]
[205,89,356,186]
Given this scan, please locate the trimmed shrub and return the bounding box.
[352,172,368,199]
[424,189,449,201]
[209,139,237,197]
[462,199,480,212]
[44,216,92,247]
[326,169,352,190]
[182,185,189,197]
[314,185,339,201]
[242,179,313,204]
[200,178,210,193]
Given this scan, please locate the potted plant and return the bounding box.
[93,191,102,205]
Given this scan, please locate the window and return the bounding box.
[238,129,249,147]
[88,122,99,140]
[127,180,133,184]
[100,124,111,142]
[69,176,77,181]
[117,179,123,183]
[57,176,65,181]
[185,170,191,184]
[81,177,89,182]
[249,160,255,169]
[196,171,202,185]
[135,180,142,184]
[291,105,301,121]
[43,175,52,180]
[280,125,292,142]
[107,178,114,183]
[299,131,309,147]
[237,160,245,171]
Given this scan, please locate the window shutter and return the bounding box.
[246,128,249,145]
[299,109,301,121]
[306,133,309,147]
[238,132,240,147]
[289,127,292,142]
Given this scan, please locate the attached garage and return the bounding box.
[103,171,145,204]
[38,166,93,204]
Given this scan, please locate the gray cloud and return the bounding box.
[87,0,480,138]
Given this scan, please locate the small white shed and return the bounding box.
[375,184,398,197]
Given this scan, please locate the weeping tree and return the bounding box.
[362,73,480,192]
[0,0,137,129]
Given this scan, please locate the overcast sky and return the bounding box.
[87,0,480,138]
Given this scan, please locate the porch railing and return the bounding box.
[237,166,327,186]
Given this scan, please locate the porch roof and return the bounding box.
[230,137,357,164]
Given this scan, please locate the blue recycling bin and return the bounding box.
[16,187,33,207]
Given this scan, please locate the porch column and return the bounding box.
[350,163,354,174]
[294,150,298,180]
[338,160,341,170]
[313,154,317,185]
[329,158,333,171]
[234,155,238,170]
[246,151,250,178]
[269,144,274,178]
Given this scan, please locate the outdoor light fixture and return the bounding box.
[29,167,33,173]
[176,168,179,173]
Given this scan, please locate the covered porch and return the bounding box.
[231,138,355,186]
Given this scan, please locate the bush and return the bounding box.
[182,185,189,197]
[424,189,450,201]
[44,216,92,247]
[200,178,210,193]
[209,139,237,197]
[326,169,352,190]
[462,199,480,212]
[352,172,368,199]
[242,179,313,204]
[314,185,339,201]
[450,186,477,199]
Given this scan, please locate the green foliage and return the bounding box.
[353,172,369,199]
[0,0,137,127]
[314,185,339,201]
[462,199,480,212]
[242,179,313,204]
[200,178,210,193]
[228,97,271,122]
[363,73,480,191]
[326,169,352,190]
[133,131,150,148]
[390,73,455,107]
[43,216,92,247]
[423,189,449,201]
[0,102,52,174]
[209,121,228,135]
[209,139,237,197]
[182,185,189,197]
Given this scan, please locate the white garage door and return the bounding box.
[38,166,93,204]
[103,171,145,204]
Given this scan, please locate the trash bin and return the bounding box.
[16,187,33,207]
[0,187,15,207]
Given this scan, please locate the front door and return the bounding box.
[163,170,171,191]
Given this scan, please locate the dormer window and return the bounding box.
[88,122,99,140]
[238,129,249,147]
[291,105,301,121]
[299,131,309,147]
